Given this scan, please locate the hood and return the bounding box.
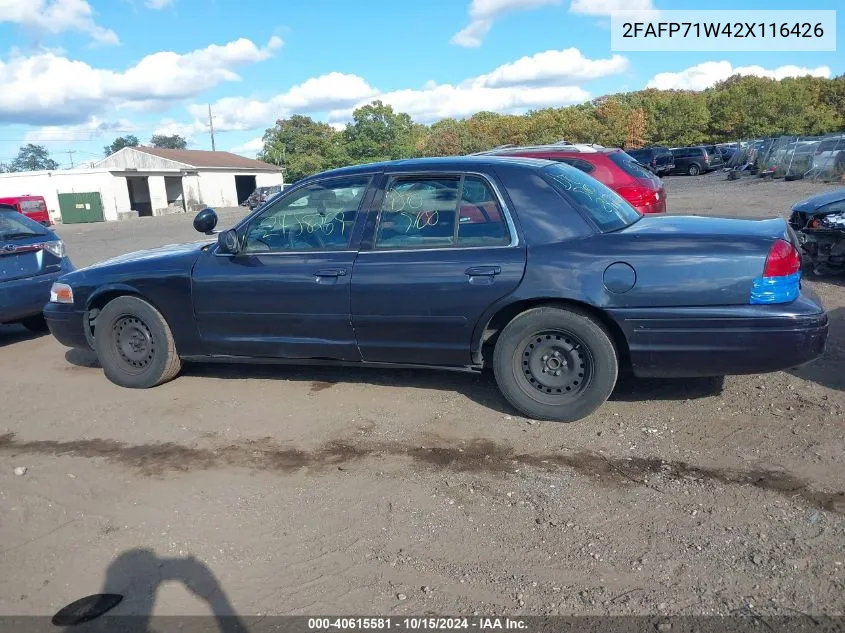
[792,188,845,213]
[82,239,212,271]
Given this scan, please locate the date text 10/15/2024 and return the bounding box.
[307,617,528,630]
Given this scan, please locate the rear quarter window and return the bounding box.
[542,163,641,232]
[550,157,595,173]
[609,151,657,181]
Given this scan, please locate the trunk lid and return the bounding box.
[0,236,62,283]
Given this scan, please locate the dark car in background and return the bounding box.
[245,185,283,210]
[670,146,720,176]
[625,146,674,176]
[1,204,73,331]
[477,143,667,214]
[44,156,826,423]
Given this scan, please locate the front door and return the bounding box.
[191,175,373,359]
[351,173,526,366]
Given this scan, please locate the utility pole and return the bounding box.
[208,104,216,151]
[67,150,76,168]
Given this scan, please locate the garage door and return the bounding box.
[58,192,105,224]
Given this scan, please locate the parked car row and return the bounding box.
[38,155,828,423]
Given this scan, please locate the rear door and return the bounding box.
[350,171,526,366]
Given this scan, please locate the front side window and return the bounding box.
[375,175,510,249]
[242,176,370,252]
[542,163,641,232]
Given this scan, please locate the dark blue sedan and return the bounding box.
[1,204,73,332]
[44,157,828,421]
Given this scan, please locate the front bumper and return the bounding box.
[609,291,828,378]
[0,261,73,323]
[43,303,90,349]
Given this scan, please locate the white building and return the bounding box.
[0,147,283,224]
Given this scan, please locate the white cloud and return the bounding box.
[452,0,562,47]
[327,84,589,124]
[24,116,136,143]
[570,0,657,18]
[145,0,173,7]
[230,136,265,155]
[0,0,118,45]
[646,61,832,91]
[473,48,628,87]
[0,36,282,125]
[171,47,614,134]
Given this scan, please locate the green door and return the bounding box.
[58,192,105,224]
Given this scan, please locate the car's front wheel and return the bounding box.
[94,295,181,388]
[492,306,618,422]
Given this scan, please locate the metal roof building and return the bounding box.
[0,147,283,224]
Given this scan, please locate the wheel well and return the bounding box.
[477,298,631,369]
[84,290,143,341]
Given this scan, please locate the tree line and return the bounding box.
[0,134,188,173]
[259,73,845,181]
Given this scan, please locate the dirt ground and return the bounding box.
[1,173,843,619]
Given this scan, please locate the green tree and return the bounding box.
[8,144,59,172]
[150,134,188,149]
[104,135,139,157]
[259,114,349,182]
[343,100,415,163]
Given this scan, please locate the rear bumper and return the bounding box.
[0,262,72,323]
[609,292,828,378]
[43,303,90,349]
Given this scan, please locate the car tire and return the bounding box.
[94,295,181,388]
[492,306,618,422]
[20,315,49,333]
[688,164,701,176]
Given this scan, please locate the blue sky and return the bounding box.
[0,0,841,169]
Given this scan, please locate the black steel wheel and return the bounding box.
[493,306,618,422]
[94,296,181,388]
[514,329,593,404]
[112,315,155,373]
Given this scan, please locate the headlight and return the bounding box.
[50,283,74,304]
[42,240,65,258]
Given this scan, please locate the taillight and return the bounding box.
[617,185,658,210]
[750,239,801,304]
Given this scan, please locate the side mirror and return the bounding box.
[217,229,240,255]
[193,208,218,234]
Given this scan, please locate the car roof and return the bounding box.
[306,155,554,180]
[477,143,616,156]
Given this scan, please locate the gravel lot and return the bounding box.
[1,173,843,619]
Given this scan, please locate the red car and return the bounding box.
[0,195,53,226]
[478,143,667,215]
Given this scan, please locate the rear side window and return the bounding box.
[542,163,641,232]
[609,151,657,181]
[376,175,510,249]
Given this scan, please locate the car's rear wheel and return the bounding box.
[492,306,618,422]
[20,315,49,333]
[94,296,181,388]
[688,163,701,176]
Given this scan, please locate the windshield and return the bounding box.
[542,164,641,232]
[0,208,48,239]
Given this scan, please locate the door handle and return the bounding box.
[315,268,347,278]
[465,265,501,277]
